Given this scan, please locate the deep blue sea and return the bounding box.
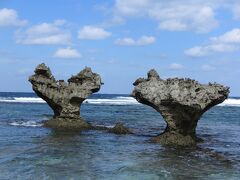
[0,92,239,179]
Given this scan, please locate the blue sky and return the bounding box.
[0,0,240,96]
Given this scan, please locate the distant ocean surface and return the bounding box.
[0,92,239,179]
[0,92,240,106]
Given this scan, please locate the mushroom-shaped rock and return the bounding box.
[29,63,102,130]
[132,69,229,146]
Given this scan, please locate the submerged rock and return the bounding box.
[108,123,133,134]
[29,63,102,130]
[132,69,229,146]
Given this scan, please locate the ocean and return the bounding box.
[0,92,239,179]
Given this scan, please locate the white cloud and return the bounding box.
[114,0,220,33]
[53,19,66,26]
[78,26,111,40]
[115,37,135,45]
[15,20,71,45]
[104,0,240,33]
[210,28,240,43]
[0,8,27,27]
[185,44,238,57]
[184,46,208,57]
[159,20,187,31]
[169,63,184,70]
[201,64,216,71]
[115,36,155,46]
[185,28,240,57]
[54,47,81,59]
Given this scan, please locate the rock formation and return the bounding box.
[29,63,102,130]
[108,123,133,134]
[132,69,229,146]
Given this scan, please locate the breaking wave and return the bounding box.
[218,98,240,107]
[84,97,138,105]
[0,96,240,107]
[9,120,43,127]
[0,96,139,105]
[0,97,46,103]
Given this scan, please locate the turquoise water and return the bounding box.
[0,92,239,179]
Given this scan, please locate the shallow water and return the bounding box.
[0,93,239,179]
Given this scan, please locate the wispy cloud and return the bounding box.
[232,3,240,20]
[78,26,111,40]
[113,0,221,33]
[54,47,81,59]
[185,28,240,57]
[169,63,184,70]
[185,44,238,57]
[201,64,216,71]
[115,36,155,46]
[15,20,71,45]
[0,8,27,27]
[210,28,240,43]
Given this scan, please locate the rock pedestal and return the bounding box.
[132,69,229,146]
[29,63,102,130]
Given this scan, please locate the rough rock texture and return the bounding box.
[29,63,102,130]
[108,123,133,134]
[132,69,229,146]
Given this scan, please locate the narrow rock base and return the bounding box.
[44,117,92,131]
[151,132,201,146]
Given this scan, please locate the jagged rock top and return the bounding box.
[29,63,102,121]
[132,69,229,111]
[34,63,53,78]
[29,63,102,99]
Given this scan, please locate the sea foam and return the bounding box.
[0,97,46,103]
[9,120,43,127]
[218,98,240,107]
[0,96,240,107]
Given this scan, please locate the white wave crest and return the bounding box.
[218,99,240,107]
[95,124,115,128]
[0,96,139,105]
[0,97,46,103]
[0,96,240,107]
[84,96,139,105]
[9,121,43,127]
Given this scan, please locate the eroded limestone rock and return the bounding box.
[108,123,133,134]
[132,69,229,146]
[29,63,102,130]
